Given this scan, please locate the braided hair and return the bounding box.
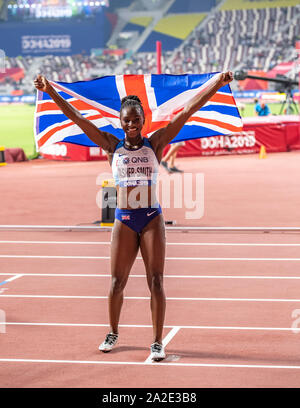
[120,95,145,118]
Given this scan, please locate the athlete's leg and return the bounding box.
[161,143,179,163]
[139,214,166,343]
[109,219,139,334]
[169,149,178,167]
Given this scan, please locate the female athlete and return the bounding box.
[34,71,233,361]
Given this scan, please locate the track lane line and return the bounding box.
[5,322,299,331]
[1,240,300,247]
[1,272,300,280]
[144,327,181,364]
[1,358,300,369]
[0,274,23,286]
[2,294,300,302]
[1,225,300,231]
[1,255,300,261]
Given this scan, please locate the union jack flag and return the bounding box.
[34,73,243,150]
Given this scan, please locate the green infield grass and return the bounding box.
[0,104,37,159]
[238,102,290,117]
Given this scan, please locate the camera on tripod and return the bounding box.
[234,70,298,115]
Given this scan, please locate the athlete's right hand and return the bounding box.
[34,75,52,93]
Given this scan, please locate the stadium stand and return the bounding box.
[165,5,300,74]
[115,16,153,49]
[168,0,216,13]
[35,53,123,82]
[123,50,173,75]
[138,13,206,52]
[221,0,300,10]
[0,0,299,93]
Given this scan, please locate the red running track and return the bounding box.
[1,230,300,388]
[1,153,300,387]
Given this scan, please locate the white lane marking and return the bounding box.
[144,327,181,364]
[0,240,300,247]
[1,273,300,280]
[1,225,300,232]
[0,241,111,245]
[1,358,300,370]
[2,294,300,302]
[5,322,299,331]
[0,288,8,294]
[0,255,300,261]
[0,255,110,259]
[5,274,23,282]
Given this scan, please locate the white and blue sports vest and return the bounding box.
[112,138,159,188]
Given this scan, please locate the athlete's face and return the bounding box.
[120,106,144,139]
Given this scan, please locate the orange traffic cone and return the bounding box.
[259,145,267,159]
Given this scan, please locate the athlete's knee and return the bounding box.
[110,276,127,294]
[150,273,164,292]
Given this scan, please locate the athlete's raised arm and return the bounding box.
[149,71,233,161]
[34,75,119,154]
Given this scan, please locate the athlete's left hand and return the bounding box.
[218,71,233,87]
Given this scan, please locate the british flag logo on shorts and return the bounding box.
[122,215,130,220]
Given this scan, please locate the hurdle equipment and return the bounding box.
[0,147,6,166]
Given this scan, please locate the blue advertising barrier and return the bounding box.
[0,11,112,57]
[0,95,35,103]
[233,90,298,99]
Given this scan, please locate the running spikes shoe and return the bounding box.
[169,166,183,173]
[160,160,170,172]
[99,333,118,352]
[150,342,166,361]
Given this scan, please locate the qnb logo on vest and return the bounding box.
[123,157,149,164]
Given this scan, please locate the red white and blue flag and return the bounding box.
[34,73,243,150]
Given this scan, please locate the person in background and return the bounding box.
[255,98,271,116]
[160,141,185,173]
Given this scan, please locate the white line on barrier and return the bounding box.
[5,322,298,331]
[1,357,300,369]
[1,294,300,302]
[0,255,300,261]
